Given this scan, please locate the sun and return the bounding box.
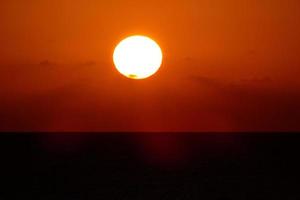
[113,35,163,79]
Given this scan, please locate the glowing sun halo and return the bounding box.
[113,35,163,79]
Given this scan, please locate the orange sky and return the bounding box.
[1,0,300,63]
[0,0,300,131]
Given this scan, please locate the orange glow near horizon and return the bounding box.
[0,0,300,131]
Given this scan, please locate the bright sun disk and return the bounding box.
[113,35,163,79]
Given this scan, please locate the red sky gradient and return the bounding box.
[0,0,299,131]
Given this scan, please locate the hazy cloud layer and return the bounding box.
[1,63,299,131]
